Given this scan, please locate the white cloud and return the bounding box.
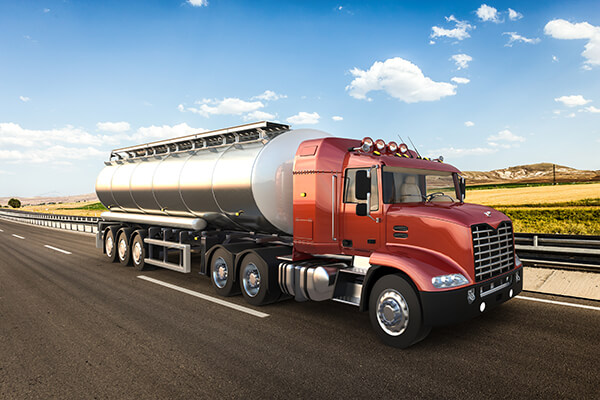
[346,57,457,103]
[465,121,475,127]
[554,95,591,107]
[566,112,576,118]
[451,77,470,84]
[184,97,264,117]
[544,19,600,67]
[451,53,472,70]
[428,147,497,158]
[0,146,105,164]
[431,15,474,41]
[96,121,130,133]
[553,110,561,115]
[552,55,559,62]
[243,110,276,121]
[19,96,30,102]
[332,116,344,121]
[177,104,185,112]
[0,122,118,148]
[252,90,287,101]
[43,8,50,13]
[584,106,600,113]
[127,123,205,142]
[187,0,208,7]
[508,8,523,21]
[487,129,525,147]
[286,112,320,125]
[476,4,501,23]
[503,32,541,46]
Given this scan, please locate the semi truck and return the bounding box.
[96,121,523,348]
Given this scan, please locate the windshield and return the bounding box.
[382,167,459,203]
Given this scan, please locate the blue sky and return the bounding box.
[1,0,599,196]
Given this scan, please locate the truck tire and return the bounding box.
[368,274,430,349]
[239,252,281,306]
[210,248,240,297]
[104,228,118,263]
[131,231,148,271]
[117,231,132,266]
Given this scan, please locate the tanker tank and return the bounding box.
[95,122,332,235]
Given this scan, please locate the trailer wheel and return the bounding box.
[369,274,430,348]
[131,232,148,271]
[104,228,118,263]
[210,248,240,297]
[117,231,132,266]
[239,252,280,306]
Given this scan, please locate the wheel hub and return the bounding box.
[106,236,114,256]
[376,289,409,336]
[132,242,142,264]
[212,257,228,289]
[242,263,261,297]
[118,238,127,260]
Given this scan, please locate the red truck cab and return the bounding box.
[292,137,523,347]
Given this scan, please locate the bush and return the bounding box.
[8,198,21,208]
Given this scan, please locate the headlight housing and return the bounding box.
[431,273,469,289]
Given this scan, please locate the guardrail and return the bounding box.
[514,233,600,272]
[0,209,598,272]
[0,209,99,234]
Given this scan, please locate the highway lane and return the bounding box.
[0,218,599,399]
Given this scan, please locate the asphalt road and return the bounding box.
[1,219,599,399]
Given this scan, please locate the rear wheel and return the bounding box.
[104,228,118,262]
[210,248,239,297]
[131,232,148,271]
[239,252,281,306]
[117,231,132,266]
[368,274,430,348]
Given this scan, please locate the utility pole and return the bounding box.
[553,164,556,185]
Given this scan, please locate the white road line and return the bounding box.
[44,245,72,255]
[137,275,270,318]
[0,229,4,232]
[12,234,25,239]
[516,295,600,311]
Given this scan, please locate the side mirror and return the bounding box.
[459,176,466,201]
[355,170,370,200]
[356,203,368,216]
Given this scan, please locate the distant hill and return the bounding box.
[463,163,600,186]
[0,193,98,207]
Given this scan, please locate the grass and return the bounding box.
[465,182,600,206]
[497,207,600,235]
[58,202,107,211]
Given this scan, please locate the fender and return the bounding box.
[359,245,473,311]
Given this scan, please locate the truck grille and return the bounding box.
[472,221,515,282]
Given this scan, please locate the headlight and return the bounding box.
[431,273,469,289]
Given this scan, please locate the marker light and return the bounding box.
[387,141,398,153]
[399,143,408,154]
[361,137,374,152]
[431,273,469,289]
[375,139,386,152]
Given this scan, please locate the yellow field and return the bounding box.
[21,201,105,217]
[466,183,600,206]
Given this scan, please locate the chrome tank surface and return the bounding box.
[96,127,330,235]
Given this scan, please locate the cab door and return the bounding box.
[340,167,382,252]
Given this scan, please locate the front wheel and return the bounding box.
[369,274,431,348]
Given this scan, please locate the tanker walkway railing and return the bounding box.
[514,233,600,273]
[0,209,99,234]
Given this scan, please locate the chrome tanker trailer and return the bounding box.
[96,121,523,348]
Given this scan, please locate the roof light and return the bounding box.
[387,141,398,153]
[360,137,374,152]
[375,139,386,152]
[399,143,408,154]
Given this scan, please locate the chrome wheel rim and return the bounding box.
[242,263,261,297]
[376,289,409,336]
[118,237,127,260]
[212,257,228,289]
[106,235,114,256]
[132,241,143,264]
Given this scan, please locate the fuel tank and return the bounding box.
[95,122,331,235]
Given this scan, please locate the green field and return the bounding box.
[58,202,108,211]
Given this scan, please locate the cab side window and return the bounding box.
[344,168,379,211]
